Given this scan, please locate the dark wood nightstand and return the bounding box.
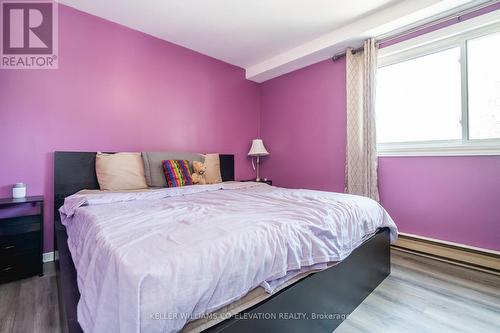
[240,179,272,186]
[0,196,44,283]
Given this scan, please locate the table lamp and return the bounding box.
[248,139,269,181]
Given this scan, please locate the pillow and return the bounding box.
[203,153,222,184]
[162,160,193,187]
[142,152,204,187]
[95,152,148,190]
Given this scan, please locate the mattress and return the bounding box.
[60,182,397,333]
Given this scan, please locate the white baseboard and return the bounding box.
[42,251,59,263]
[393,233,500,273]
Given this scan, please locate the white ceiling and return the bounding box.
[59,0,480,82]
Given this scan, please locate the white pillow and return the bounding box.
[203,153,222,184]
[95,152,148,190]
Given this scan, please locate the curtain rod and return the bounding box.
[331,0,499,61]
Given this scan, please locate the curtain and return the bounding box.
[345,38,380,201]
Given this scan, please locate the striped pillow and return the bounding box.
[162,160,193,187]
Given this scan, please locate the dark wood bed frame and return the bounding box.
[54,151,390,333]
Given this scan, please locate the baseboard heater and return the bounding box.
[392,233,500,275]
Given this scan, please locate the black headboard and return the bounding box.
[54,151,235,222]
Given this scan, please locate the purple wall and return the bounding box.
[0,5,260,252]
[260,6,500,251]
[2,3,499,253]
[260,58,346,192]
[379,157,500,251]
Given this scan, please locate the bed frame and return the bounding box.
[54,151,390,333]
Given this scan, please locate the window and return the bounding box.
[377,47,462,143]
[376,17,500,156]
[468,32,500,140]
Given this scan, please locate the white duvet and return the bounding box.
[60,182,397,333]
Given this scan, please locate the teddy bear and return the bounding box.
[191,160,207,185]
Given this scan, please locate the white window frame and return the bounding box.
[377,10,500,157]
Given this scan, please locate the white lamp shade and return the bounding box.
[248,139,269,156]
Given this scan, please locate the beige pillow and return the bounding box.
[203,153,222,184]
[95,152,148,190]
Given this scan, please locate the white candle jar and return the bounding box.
[12,183,27,198]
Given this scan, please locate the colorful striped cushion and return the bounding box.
[162,160,193,187]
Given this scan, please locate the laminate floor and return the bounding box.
[337,250,500,333]
[0,250,498,333]
[0,263,60,333]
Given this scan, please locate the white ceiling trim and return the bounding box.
[246,0,476,82]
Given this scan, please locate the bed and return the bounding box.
[54,151,397,333]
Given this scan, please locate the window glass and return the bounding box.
[467,32,500,140]
[376,47,462,143]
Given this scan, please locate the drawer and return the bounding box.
[0,254,40,284]
[0,215,41,236]
[0,232,40,256]
[0,249,40,267]
[0,202,41,219]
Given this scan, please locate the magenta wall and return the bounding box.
[0,6,260,252]
[379,157,500,251]
[260,58,347,192]
[260,9,500,251]
[2,3,499,254]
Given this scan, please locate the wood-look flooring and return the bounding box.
[0,250,498,333]
[336,249,500,333]
[0,262,59,333]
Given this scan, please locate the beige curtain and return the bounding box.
[345,38,380,201]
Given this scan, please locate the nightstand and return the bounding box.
[0,196,44,283]
[240,179,272,186]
